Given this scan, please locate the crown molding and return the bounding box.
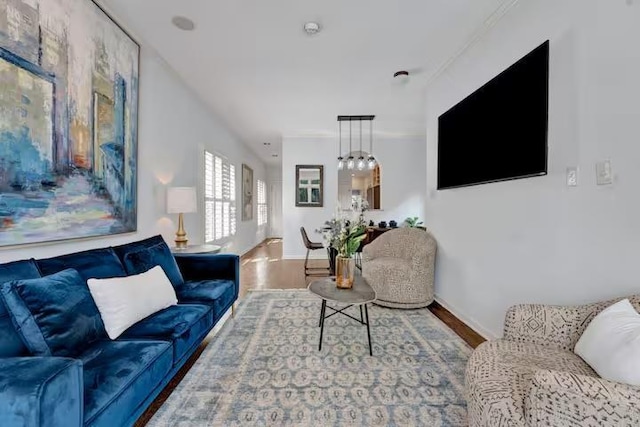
[426,0,522,87]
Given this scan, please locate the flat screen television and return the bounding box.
[437,40,549,190]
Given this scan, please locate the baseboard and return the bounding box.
[240,239,270,258]
[434,296,499,341]
[282,254,329,261]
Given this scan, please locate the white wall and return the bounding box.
[267,165,283,238]
[0,48,267,263]
[426,0,640,339]
[282,136,427,259]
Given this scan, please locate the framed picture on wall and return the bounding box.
[295,165,324,207]
[0,0,140,247]
[242,164,254,221]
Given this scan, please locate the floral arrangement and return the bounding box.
[320,199,368,258]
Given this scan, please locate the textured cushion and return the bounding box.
[121,241,184,288]
[80,340,173,426]
[575,299,640,386]
[363,257,412,303]
[121,304,213,364]
[365,257,411,277]
[0,259,41,357]
[0,269,106,357]
[88,266,178,339]
[466,339,596,427]
[37,248,126,280]
[177,279,236,320]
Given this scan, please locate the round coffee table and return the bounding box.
[307,275,377,356]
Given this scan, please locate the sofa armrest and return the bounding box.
[526,369,640,426]
[503,299,615,351]
[174,253,239,294]
[0,357,83,427]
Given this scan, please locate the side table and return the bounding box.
[308,275,377,356]
[170,244,222,255]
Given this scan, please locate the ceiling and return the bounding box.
[104,0,509,164]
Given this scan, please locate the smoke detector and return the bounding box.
[303,22,321,36]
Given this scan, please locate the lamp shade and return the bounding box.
[167,187,197,214]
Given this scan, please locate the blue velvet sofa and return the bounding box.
[0,235,239,427]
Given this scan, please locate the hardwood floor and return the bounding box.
[136,238,485,425]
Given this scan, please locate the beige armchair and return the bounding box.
[466,295,640,427]
[361,228,437,309]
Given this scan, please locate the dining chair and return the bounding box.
[300,227,330,277]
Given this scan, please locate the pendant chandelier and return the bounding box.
[337,115,376,170]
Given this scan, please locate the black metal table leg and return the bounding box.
[364,304,372,356]
[319,299,327,351]
[318,300,324,327]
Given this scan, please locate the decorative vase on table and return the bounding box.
[319,199,368,289]
[335,255,356,289]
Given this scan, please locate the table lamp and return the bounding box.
[167,187,197,248]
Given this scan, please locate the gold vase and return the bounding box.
[335,256,355,289]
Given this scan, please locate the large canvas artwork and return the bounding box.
[0,0,139,247]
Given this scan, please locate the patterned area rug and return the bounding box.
[149,290,471,426]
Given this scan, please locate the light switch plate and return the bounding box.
[596,160,612,185]
[566,167,578,187]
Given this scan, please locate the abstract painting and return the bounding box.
[241,163,253,221]
[0,0,139,247]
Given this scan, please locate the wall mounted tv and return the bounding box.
[437,40,549,190]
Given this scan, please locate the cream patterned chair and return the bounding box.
[361,228,436,309]
[466,295,640,427]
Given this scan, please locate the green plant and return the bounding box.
[404,217,424,228]
[337,224,367,258]
[320,203,368,258]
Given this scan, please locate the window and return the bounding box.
[204,151,236,242]
[257,179,268,226]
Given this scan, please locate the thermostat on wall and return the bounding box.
[596,160,612,185]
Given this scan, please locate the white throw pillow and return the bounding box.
[574,298,640,386]
[88,266,178,339]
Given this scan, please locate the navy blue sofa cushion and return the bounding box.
[121,304,213,364]
[0,269,106,357]
[37,248,126,280]
[174,253,239,285]
[0,260,41,357]
[0,357,83,427]
[123,243,184,288]
[80,340,172,427]
[178,280,236,321]
[114,235,184,288]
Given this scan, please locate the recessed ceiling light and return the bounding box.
[172,16,196,31]
[303,22,321,36]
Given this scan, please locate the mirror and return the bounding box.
[338,151,381,210]
[296,165,324,207]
